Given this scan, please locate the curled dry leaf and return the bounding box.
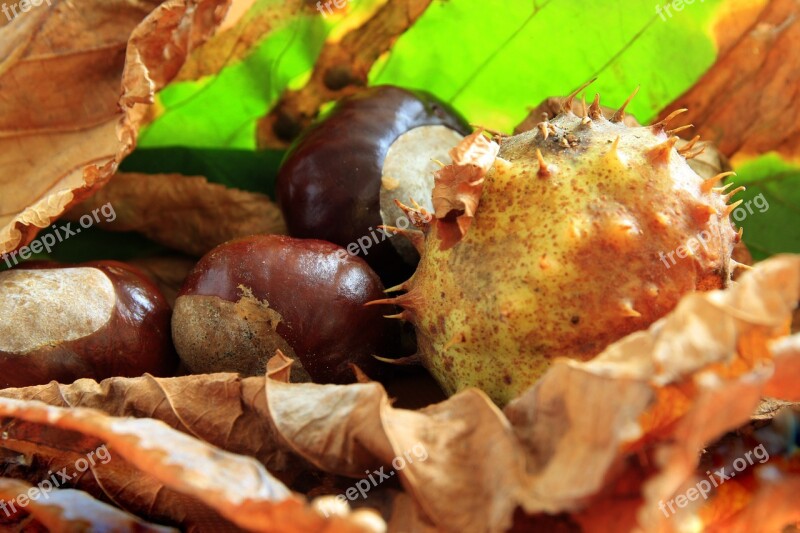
[711,460,800,530]
[680,405,800,533]
[711,476,800,533]
[0,397,375,532]
[431,130,499,249]
[174,0,303,82]
[262,256,800,532]
[656,0,800,163]
[0,0,230,256]
[0,478,177,532]
[751,396,798,419]
[64,172,287,257]
[256,0,434,148]
[311,494,393,533]
[764,334,800,400]
[3,257,799,531]
[0,373,310,486]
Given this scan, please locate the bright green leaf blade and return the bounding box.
[136,0,385,150]
[82,0,800,266]
[370,0,726,132]
[730,154,800,260]
[138,17,327,149]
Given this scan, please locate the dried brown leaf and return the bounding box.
[710,477,800,532]
[0,478,177,532]
[256,0,434,148]
[751,396,800,419]
[0,0,231,256]
[174,0,304,82]
[431,166,483,219]
[431,130,499,249]
[3,258,799,532]
[0,399,273,530]
[0,373,308,485]
[649,405,800,531]
[656,0,800,163]
[64,172,286,257]
[263,257,800,532]
[711,0,769,55]
[0,397,375,532]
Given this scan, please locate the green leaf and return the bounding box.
[100,0,799,264]
[120,148,284,195]
[730,154,800,260]
[127,0,731,193]
[138,17,327,150]
[370,0,726,132]
[135,0,386,150]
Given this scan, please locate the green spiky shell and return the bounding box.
[397,106,739,405]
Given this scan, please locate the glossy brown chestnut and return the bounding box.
[0,261,178,388]
[172,235,394,383]
[277,85,471,285]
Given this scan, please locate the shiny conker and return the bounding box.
[171,235,394,383]
[0,261,178,387]
[277,85,471,285]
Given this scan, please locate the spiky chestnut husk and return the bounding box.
[387,94,741,406]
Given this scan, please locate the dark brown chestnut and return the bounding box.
[0,261,178,388]
[277,85,471,285]
[171,234,394,383]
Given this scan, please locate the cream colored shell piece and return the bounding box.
[0,268,116,354]
[380,125,465,261]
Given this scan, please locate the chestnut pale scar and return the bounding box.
[0,268,116,354]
